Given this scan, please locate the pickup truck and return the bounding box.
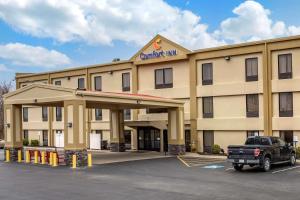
[227,136,296,172]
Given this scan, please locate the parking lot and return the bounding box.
[0,150,300,200]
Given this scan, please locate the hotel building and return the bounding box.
[12,34,300,153]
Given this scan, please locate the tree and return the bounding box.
[0,81,12,139]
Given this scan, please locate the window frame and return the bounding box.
[154,68,173,89]
[95,108,102,121]
[77,78,85,90]
[279,92,293,117]
[202,63,213,85]
[245,57,258,82]
[54,80,61,86]
[202,96,213,118]
[246,94,259,117]
[42,106,48,122]
[94,76,102,91]
[278,54,292,79]
[23,107,28,122]
[122,72,131,92]
[56,107,62,122]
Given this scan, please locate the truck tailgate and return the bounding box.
[227,145,260,159]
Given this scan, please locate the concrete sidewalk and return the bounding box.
[183,152,227,159]
[90,150,172,165]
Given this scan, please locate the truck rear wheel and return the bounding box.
[233,164,244,171]
[261,157,271,172]
[289,153,296,166]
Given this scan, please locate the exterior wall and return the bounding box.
[137,60,190,121]
[52,75,85,89]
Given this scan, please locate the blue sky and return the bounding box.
[0,0,300,84]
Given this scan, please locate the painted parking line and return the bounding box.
[177,156,191,167]
[225,167,234,171]
[272,166,300,174]
[177,156,226,167]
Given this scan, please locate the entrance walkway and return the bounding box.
[89,150,171,165]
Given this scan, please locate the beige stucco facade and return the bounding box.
[11,34,300,153]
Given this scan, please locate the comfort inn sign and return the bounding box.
[130,34,190,64]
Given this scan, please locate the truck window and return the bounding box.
[245,137,270,145]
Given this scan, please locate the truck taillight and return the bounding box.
[254,148,260,157]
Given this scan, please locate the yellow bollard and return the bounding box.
[5,150,10,162]
[52,153,58,167]
[41,151,45,165]
[88,153,92,167]
[18,150,22,163]
[49,152,53,165]
[34,151,38,164]
[25,151,30,163]
[72,154,77,169]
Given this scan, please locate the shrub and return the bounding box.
[30,140,39,147]
[23,139,29,146]
[212,144,221,154]
[296,147,300,158]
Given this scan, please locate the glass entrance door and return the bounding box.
[138,127,160,151]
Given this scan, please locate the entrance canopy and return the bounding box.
[3,83,186,165]
[4,83,184,109]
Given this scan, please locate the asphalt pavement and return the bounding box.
[0,156,299,200]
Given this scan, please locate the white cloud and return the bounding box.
[0,0,222,49]
[0,0,299,51]
[215,0,300,43]
[0,43,71,68]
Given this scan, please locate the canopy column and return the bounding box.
[168,107,185,155]
[63,100,87,167]
[110,109,125,152]
[4,104,23,161]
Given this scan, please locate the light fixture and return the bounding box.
[67,122,73,128]
[108,71,113,75]
[225,56,231,61]
[5,123,10,128]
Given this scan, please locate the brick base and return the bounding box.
[110,142,125,152]
[168,144,185,155]
[4,147,22,162]
[64,149,87,167]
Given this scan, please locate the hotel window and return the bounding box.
[146,108,168,113]
[23,107,28,122]
[56,107,62,121]
[78,78,85,90]
[202,63,213,85]
[54,80,61,86]
[245,58,258,81]
[122,73,130,91]
[246,94,259,117]
[279,130,293,144]
[155,68,173,89]
[42,106,48,121]
[278,54,292,79]
[247,131,259,138]
[95,109,102,121]
[23,130,29,140]
[94,76,102,91]
[124,109,131,120]
[202,97,213,118]
[279,92,293,117]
